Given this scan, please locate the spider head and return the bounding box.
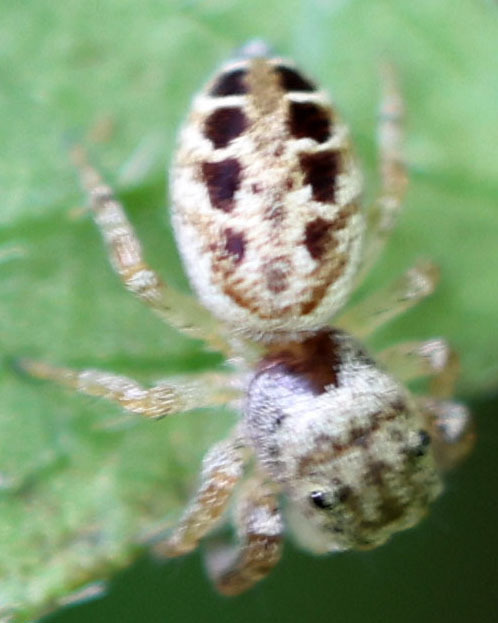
[284,423,441,553]
[245,328,443,553]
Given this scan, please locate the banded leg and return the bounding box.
[71,147,231,355]
[20,359,239,419]
[153,433,247,557]
[336,260,439,338]
[205,475,283,596]
[357,64,407,283]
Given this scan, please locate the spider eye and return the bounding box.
[412,429,432,457]
[309,491,334,510]
[418,429,431,447]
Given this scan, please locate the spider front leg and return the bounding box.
[20,359,239,419]
[356,63,408,284]
[421,398,474,471]
[152,432,247,557]
[376,339,474,470]
[71,147,231,356]
[204,474,283,596]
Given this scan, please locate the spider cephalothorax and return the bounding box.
[25,41,472,596]
[246,329,442,554]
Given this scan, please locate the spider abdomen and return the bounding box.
[171,48,364,340]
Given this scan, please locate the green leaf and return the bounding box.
[1,0,497,620]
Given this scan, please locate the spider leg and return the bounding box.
[377,339,474,470]
[336,260,439,338]
[204,474,283,596]
[152,432,247,557]
[356,63,407,284]
[414,342,474,470]
[19,359,239,419]
[71,146,231,355]
[420,398,474,471]
[377,337,458,389]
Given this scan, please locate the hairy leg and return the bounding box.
[204,475,283,596]
[356,64,408,283]
[153,432,247,556]
[72,146,231,355]
[336,260,439,338]
[20,359,239,419]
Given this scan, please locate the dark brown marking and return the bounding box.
[304,217,334,259]
[289,101,331,143]
[297,433,340,478]
[265,267,288,293]
[300,290,326,315]
[299,150,342,203]
[366,460,388,487]
[337,485,352,503]
[210,69,248,96]
[275,65,316,92]
[262,257,291,294]
[299,255,344,315]
[361,462,407,528]
[332,203,357,230]
[295,398,409,478]
[390,398,408,414]
[221,280,293,319]
[204,107,247,149]
[351,429,372,449]
[259,329,343,396]
[202,159,241,212]
[224,228,245,263]
[376,496,407,525]
[299,205,358,315]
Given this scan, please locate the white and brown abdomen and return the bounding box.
[171,46,364,339]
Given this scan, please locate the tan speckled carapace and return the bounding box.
[171,45,362,340]
[23,41,474,597]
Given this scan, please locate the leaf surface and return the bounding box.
[1,1,497,619]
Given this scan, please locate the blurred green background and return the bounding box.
[1,0,497,621]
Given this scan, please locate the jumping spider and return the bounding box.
[24,41,473,595]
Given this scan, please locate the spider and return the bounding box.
[23,41,473,595]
